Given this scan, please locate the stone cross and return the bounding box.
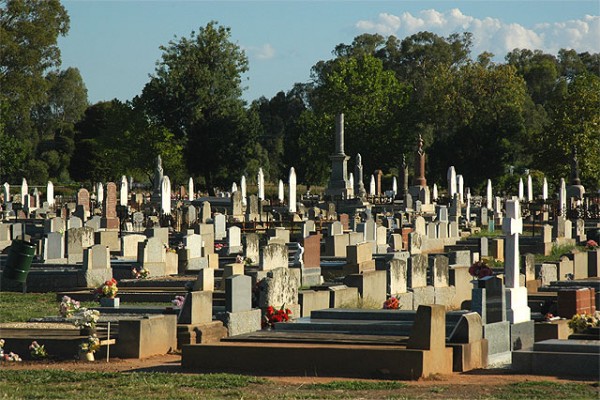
[288,167,297,213]
[502,199,531,323]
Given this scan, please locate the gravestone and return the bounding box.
[82,244,112,287]
[227,226,242,254]
[66,226,95,263]
[232,191,243,217]
[101,182,119,230]
[121,234,146,258]
[193,268,214,291]
[77,188,90,217]
[85,216,101,231]
[132,212,144,232]
[44,216,64,234]
[213,213,226,240]
[225,275,252,313]
[260,243,288,271]
[43,232,64,261]
[408,254,427,288]
[244,233,259,264]
[472,276,505,325]
[428,255,449,287]
[201,201,211,223]
[68,216,83,229]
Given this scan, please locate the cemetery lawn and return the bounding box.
[0,358,598,400]
[0,292,169,322]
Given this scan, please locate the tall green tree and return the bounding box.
[0,0,69,142]
[535,73,600,189]
[138,21,263,188]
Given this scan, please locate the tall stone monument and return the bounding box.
[101,182,119,230]
[325,113,352,199]
[354,153,367,201]
[151,155,164,205]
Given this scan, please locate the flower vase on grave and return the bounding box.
[84,352,95,362]
[99,297,120,308]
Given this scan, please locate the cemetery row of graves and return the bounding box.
[0,115,599,380]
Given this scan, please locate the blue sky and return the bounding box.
[58,1,600,105]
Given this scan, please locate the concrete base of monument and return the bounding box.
[505,287,531,324]
[182,341,453,379]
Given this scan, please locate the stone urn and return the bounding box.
[99,297,120,308]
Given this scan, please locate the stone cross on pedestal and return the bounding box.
[503,199,531,323]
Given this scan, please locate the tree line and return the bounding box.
[2,0,599,195]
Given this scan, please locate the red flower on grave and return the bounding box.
[263,305,292,329]
[469,261,493,280]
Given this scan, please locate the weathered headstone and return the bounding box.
[101,182,119,230]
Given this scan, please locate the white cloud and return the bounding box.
[245,43,276,60]
[355,9,600,57]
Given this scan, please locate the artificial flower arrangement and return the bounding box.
[383,296,400,310]
[263,305,292,329]
[1,340,22,362]
[79,335,100,354]
[131,267,150,279]
[29,341,48,359]
[214,243,225,252]
[171,295,186,308]
[469,260,494,279]
[73,309,100,330]
[568,312,599,333]
[586,240,599,250]
[96,278,118,299]
[59,295,81,318]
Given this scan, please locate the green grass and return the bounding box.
[0,292,170,323]
[0,370,265,399]
[534,243,585,263]
[494,381,598,399]
[469,229,504,238]
[307,380,408,391]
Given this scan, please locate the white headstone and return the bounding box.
[447,166,456,197]
[47,181,55,206]
[257,168,265,200]
[559,178,566,215]
[97,182,104,206]
[369,175,375,196]
[2,182,9,203]
[432,183,438,201]
[457,174,464,203]
[392,176,397,197]
[518,178,524,201]
[278,179,284,203]
[288,167,297,213]
[21,178,28,201]
[241,175,247,206]
[465,189,471,222]
[348,172,354,194]
[486,179,493,210]
[33,188,39,210]
[120,175,128,207]
[502,199,531,323]
[161,176,171,215]
[527,175,533,202]
[188,177,194,201]
[231,182,237,194]
[542,177,548,201]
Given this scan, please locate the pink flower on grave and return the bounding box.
[383,296,400,310]
[586,240,599,250]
